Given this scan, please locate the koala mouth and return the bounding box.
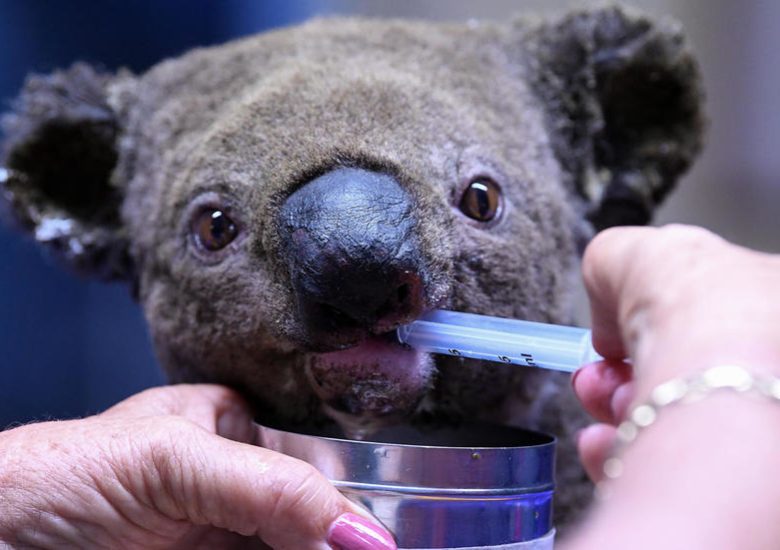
[305,332,434,439]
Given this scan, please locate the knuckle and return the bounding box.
[583,226,621,263]
[619,226,732,332]
[152,414,198,437]
[652,226,727,286]
[108,386,180,416]
[139,417,199,478]
[139,417,204,519]
[655,224,721,255]
[581,229,618,288]
[266,459,334,528]
[583,226,646,269]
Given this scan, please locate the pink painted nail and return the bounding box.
[327,512,397,550]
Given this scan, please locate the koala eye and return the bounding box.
[191,208,239,251]
[458,178,502,222]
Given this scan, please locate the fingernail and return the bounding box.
[327,512,397,550]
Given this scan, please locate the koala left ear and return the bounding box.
[1,63,133,280]
[527,6,705,230]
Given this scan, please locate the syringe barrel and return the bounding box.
[397,310,601,373]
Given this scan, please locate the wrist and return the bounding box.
[631,321,780,399]
[592,391,780,549]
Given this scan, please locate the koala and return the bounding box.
[0,5,703,528]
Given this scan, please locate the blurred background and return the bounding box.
[1,1,777,427]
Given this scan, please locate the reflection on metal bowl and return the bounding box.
[255,421,556,549]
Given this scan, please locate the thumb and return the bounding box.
[144,423,396,550]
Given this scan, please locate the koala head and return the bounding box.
[1,6,703,438]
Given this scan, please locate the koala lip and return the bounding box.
[300,323,406,353]
[305,334,434,438]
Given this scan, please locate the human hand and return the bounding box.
[0,384,396,550]
[564,225,780,550]
[573,224,780,481]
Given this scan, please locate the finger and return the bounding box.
[176,525,271,548]
[611,380,636,421]
[581,226,656,360]
[582,225,775,391]
[571,361,633,424]
[143,425,396,550]
[583,225,735,360]
[103,385,257,443]
[577,423,617,483]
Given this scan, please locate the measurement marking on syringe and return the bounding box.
[443,348,542,368]
[414,327,580,357]
[398,310,598,373]
[521,353,539,367]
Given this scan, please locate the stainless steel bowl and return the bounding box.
[256,422,556,549]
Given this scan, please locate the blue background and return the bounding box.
[0,0,332,426]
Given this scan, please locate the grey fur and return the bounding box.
[0,5,704,529]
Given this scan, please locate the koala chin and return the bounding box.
[1,5,704,526]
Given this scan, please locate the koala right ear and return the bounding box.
[526,6,705,231]
[1,62,133,280]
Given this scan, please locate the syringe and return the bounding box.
[397,309,602,373]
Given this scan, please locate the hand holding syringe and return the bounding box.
[397,309,602,373]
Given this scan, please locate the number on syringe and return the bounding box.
[522,353,539,367]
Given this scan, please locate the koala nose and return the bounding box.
[279,167,425,344]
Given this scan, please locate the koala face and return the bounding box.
[1,7,703,441]
[116,20,589,434]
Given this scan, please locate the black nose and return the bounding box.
[279,167,425,345]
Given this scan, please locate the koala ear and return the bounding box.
[529,6,705,230]
[1,62,133,280]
